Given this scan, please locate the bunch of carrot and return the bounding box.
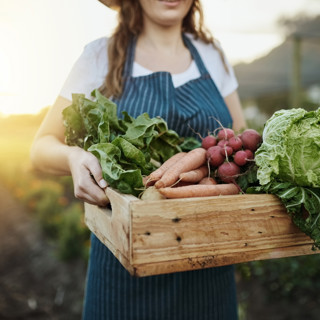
[143,148,239,199]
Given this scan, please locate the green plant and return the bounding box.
[57,202,90,261]
[20,174,90,260]
[237,255,320,301]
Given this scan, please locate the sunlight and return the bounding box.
[217,32,285,64]
[0,42,19,116]
[0,0,117,116]
[0,50,11,92]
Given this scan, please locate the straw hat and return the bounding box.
[98,0,120,10]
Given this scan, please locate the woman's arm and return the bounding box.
[224,90,247,132]
[30,96,109,206]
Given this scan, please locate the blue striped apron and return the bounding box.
[82,34,238,320]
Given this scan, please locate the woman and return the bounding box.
[31,0,247,319]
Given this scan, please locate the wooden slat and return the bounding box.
[131,243,315,277]
[84,189,317,277]
[130,194,313,265]
[84,188,138,267]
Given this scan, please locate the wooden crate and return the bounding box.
[84,188,316,277]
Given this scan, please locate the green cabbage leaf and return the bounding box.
[248,107,320,249]
[255,108,320,187]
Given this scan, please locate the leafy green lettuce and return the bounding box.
[62,90,183,196]
[248,107,320,249]
[255,108,320,187]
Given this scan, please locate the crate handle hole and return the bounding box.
[102,202,112,218]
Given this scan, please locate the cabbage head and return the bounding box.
[255,108,320,187]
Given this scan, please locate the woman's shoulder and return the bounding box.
[80,36,110,74]
[59,37,110,100]
[83,36,109,56]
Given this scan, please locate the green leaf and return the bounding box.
[255,108,320,187]
[62,94,87,148]
[92,89,125,133]
[88,143,143,196]
[179,136,202,151]
[122,113,162,147]
[63,90,183,196]
[236,164,259,192]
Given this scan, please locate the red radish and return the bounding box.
[206,146,225,167]
[240,129,262,151]
[217,128,234,140]
[220,145,233,157]
[217,139,229,148]
[228,136,242,151]
[217,162,241,183]
[244,149,254,160]
[233,150,248,166]
[201,135,217,149]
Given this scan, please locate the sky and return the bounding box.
[1,0,320,116]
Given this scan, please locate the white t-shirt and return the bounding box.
[132,60,201,88]
[59,34,238,100]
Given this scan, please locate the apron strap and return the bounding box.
[182,34,209,77]
[122,33,210,78]
[123,35,136,78]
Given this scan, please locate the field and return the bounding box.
[1,113,320,319]
[0,113,88,319]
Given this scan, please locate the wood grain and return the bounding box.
[85,189,317,277]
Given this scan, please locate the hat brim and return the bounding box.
[98,0,120,10]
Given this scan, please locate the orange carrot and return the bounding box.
[155,148,207,189]
[145,152,187,185]
[158,183,239,199]
[198,177,217,185]
[179,165,209,183]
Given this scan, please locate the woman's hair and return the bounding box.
[101,0,226,98]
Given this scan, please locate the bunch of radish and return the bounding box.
[202,128,261,183]
[141,127,261,200]
[142,147,240,199]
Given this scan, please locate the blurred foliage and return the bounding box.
[21,174,91,261]
[0,113,90,261]
[255,92,319,118]
[237,254,320,303]
[2,168,91,261]
[244,93,319,131]
[57,201,90,261]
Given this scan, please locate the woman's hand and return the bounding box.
[30,96,110,207]
[68,147,110,207]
